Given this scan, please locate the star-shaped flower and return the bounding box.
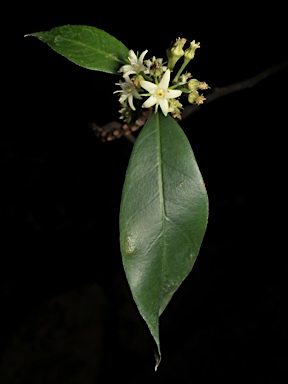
[140,69,182,116]
[119,50,150,80]
[114,78,142,111]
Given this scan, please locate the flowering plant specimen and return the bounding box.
[25,26,209,370]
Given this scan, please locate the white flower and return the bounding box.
[114,78,142,111]
[140,69,182,116]
[119,50,149,79]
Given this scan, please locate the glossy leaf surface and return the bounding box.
[25,25,129,74]
[119,112,209,369]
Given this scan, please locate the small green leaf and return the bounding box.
[119,112,208,369]
[25,25,129,74]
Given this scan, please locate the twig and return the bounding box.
[89,121,136,144]
[89,108,153,144]
[181,59,288,120]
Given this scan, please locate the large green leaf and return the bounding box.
[119,112,209,369]
[25,25,129,74]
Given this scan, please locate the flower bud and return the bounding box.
[188,79,209,92]
[188,92,198,104]
[168,98,183,119]
[166,37,187,70]
[184,40,200,61]
[188,92,206,105]
[178,72,192,84]
[132,74,144,87]
[198,82,209,90]
[196,95,206,104]
[187,79,201,91]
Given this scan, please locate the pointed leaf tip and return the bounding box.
[25,25,129,74]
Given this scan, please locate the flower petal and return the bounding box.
[158,69,170,90]
[120,64,133,73]
[141,80,158,93]
[122,70,137,78]
[132,90,142,100]
[119,94,128,104]
[139,50,148,64]
[165,89,182,99]
[142,96,157,109]
[128,94,136,111]
[158,98,169,116]
[128,50,137,63]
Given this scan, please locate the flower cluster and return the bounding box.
[114,38,209,124]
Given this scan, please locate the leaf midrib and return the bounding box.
[33,26,126,63]
[156,113,166,313]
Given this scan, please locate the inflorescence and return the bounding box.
[114,37,209,125]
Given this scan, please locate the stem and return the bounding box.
[172,60,189,83]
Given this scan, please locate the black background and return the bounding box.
[1,3,287,382]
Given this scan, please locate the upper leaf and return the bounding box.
[119,112,209,369]
[25,25,129,74]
